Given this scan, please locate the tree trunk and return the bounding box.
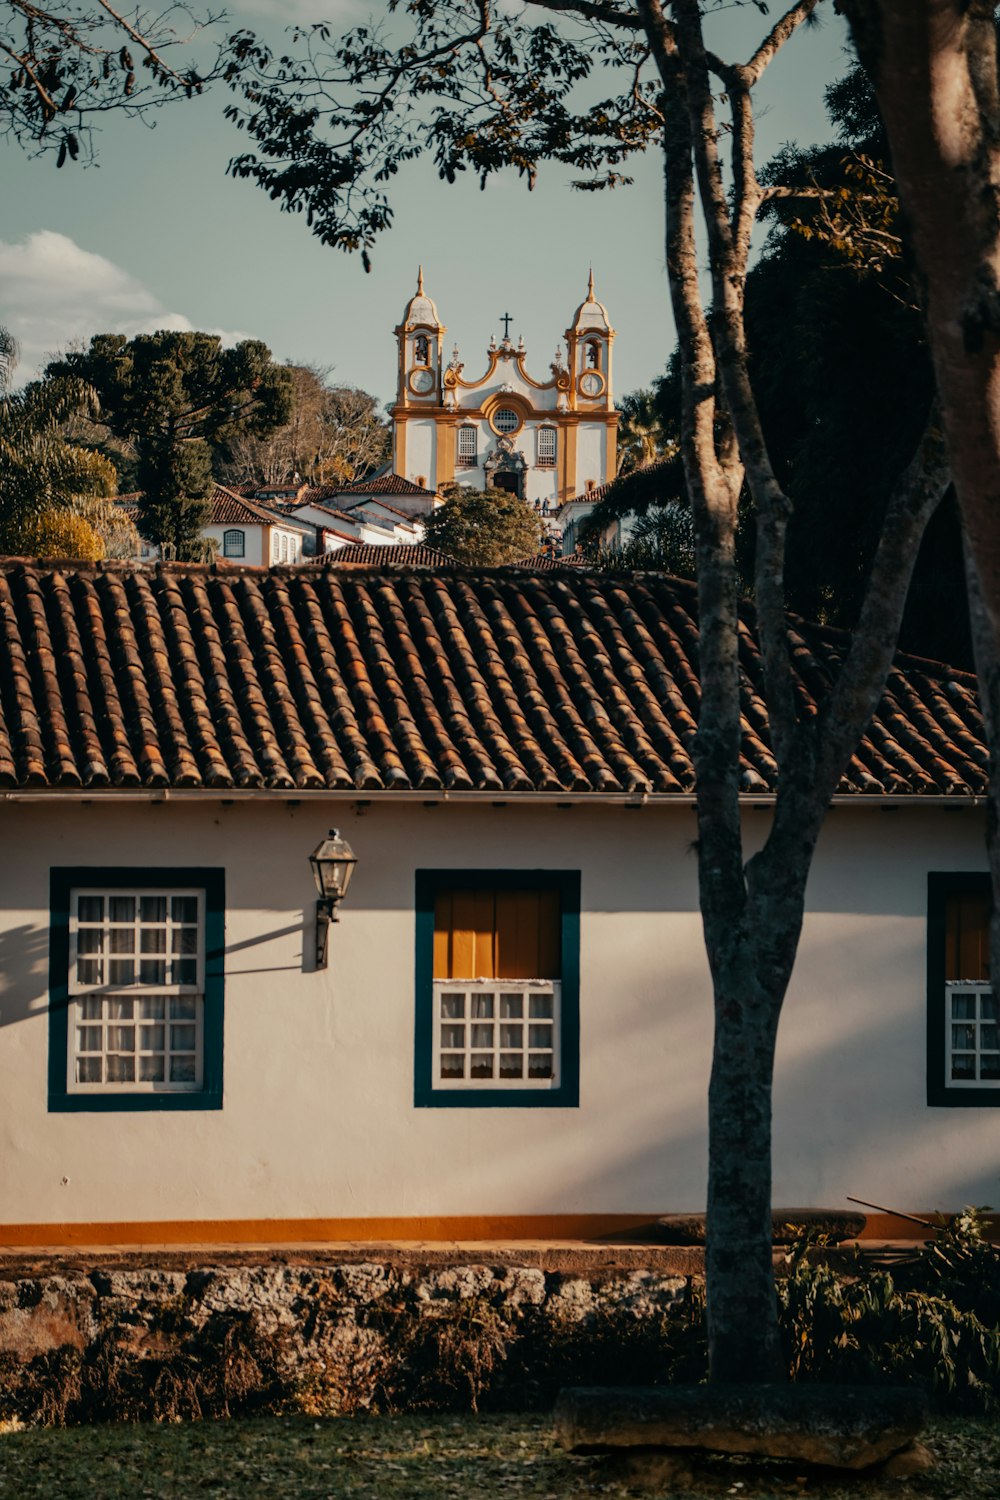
[705,950,784,1381]
[844,0,1000,1000]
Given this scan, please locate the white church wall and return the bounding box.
[405,419,437,489]
[575,424,607,493]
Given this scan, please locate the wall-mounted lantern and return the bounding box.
[309,828,358,969]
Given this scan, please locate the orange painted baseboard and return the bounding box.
[0,1211,994,1249]
[0,1214,659,1248]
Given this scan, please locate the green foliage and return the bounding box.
[0,332,117,556]
[584,61,969,667]
[778,1218,1000,1413]
[47,332,293,560]
[423,484,543,566]
[224,4,660,259]
[73,497,142,560]
[615,388,677,476]
[1,3,228,166]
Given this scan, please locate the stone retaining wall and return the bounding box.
[0,1258,696,1425]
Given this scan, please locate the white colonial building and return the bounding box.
[391,269,619,511]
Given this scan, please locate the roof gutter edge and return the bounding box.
[0,788,986,809]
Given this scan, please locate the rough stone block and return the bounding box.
[554,1384,929,1470]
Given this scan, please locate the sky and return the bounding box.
[0,1,853,407]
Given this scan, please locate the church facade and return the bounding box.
[390,271,618,511]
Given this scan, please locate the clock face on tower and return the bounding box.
[578,370,604,398]
[408,367,436,395]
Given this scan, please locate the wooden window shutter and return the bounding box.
[433,887,560,979]
[945,891,992,980]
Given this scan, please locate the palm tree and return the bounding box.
[0,327,116,558]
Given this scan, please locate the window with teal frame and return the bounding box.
[48,867,225,1112]
[414,869,580,1108]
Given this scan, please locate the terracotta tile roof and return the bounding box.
[511,553,592,570]
[342,498,421,523]
[336,473,438,499]
[308,545,456,568]
[0,560,987,796]
[210,486,283,527]
[561,479,616,508]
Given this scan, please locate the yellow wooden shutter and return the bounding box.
[434,887,560,979]
[945,892,992,980]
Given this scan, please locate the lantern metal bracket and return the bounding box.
[315,897,340,969]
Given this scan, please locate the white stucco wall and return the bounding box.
[575,423,607,491]
[0,799,992,1229]
[202,525,267,567]
[405,419,437,489]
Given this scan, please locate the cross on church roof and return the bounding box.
[499,311,513,339]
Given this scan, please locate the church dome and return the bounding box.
[569,269,612,333]
[402,266,442,328]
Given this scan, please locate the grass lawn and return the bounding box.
[1,1412,999,1499]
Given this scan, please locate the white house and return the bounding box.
[0,558,992,1249]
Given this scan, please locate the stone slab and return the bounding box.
[654,1209,867,1246]
[554,1384,929,1470]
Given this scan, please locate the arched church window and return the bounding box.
[414,334,430,365]
[493,407,520,434]
[457,425,478,467]
[537,427,557,467]
[585,340,601,370]
[223,529,245,558]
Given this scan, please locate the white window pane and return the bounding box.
[170,1056,197,1083]
[109,998,134,1020]
[500,1024,521,1049]
[528,1054,553,1079]
[470,1053,494,1079]
[471,1024,493,1048]
[170,1024,197,1052]
[171,996,198,1020]
[441,1024,465,1049]
[500,994,523,1018]
[76,1056,103,1084]
[79,996,103,1020]
[529,994,553,1019]
[499,1053,523,1079]
[139,958,167,986]
[440,1056,464,1080]
[109,896,135,923]
[529,1024,552,1048]
[172,896,198,924]
[107,1055,136,1083]
[140,1056,166,1082]
[78,895,104,923]
[953,1025,977,1050]
[78,959,103,986]
[108,959,136,985]
[108,1025,135,1051]
[77,928,104,955]
[109,928,135,954]
[140,996,165,1020]
[440,994,464,1018]
[141,927,167,954]
[77,1026,102,1052]
[140,1024,165,1051]
[952,993,976,1019]
[174,959,198,986]
[982,1056,1000,1080]
[471,994,494,1018]
[140,895,168,923]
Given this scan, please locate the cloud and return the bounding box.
[0,230,247,382]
